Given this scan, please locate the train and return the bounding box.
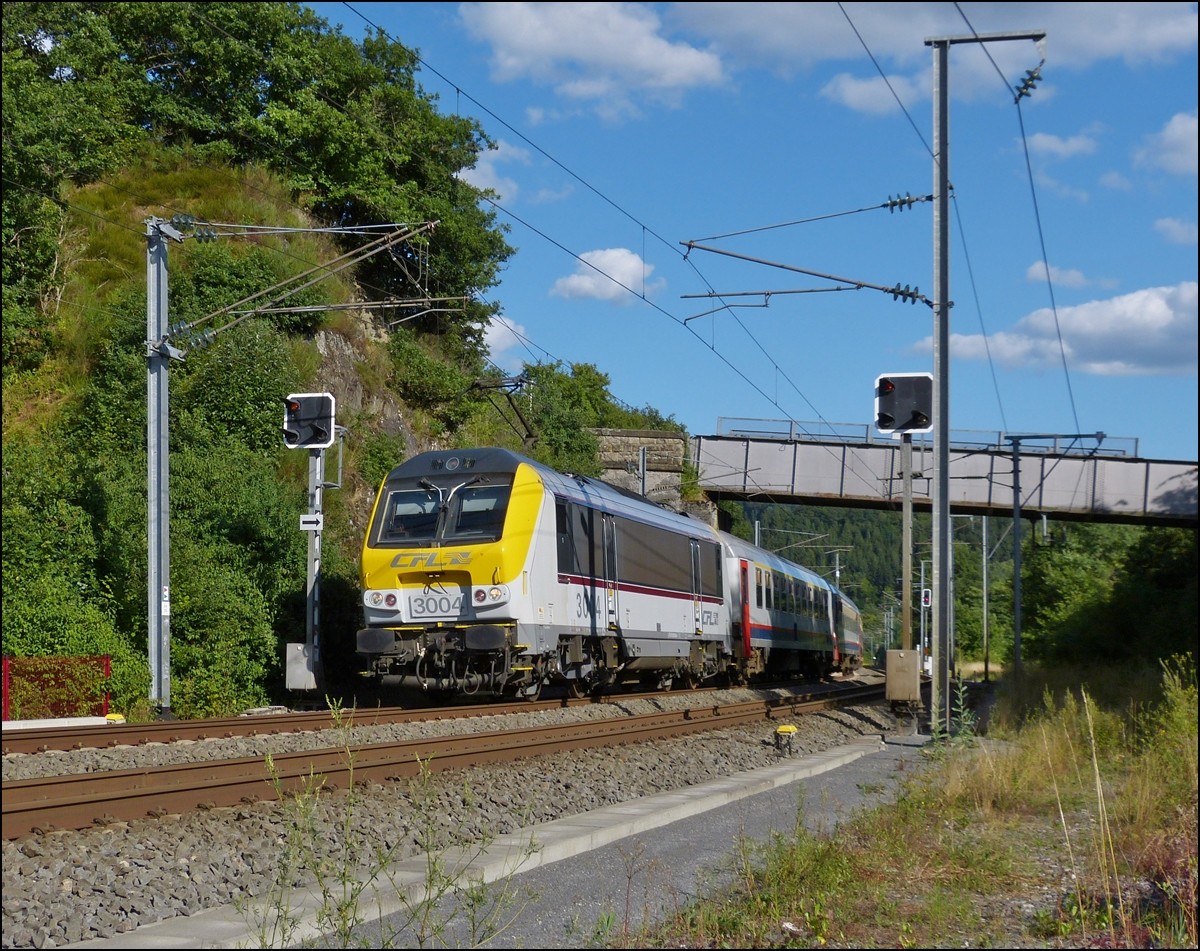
[356,447,862,700]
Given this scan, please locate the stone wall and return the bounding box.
[591,429,717,526]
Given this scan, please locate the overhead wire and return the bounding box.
[952,1,1078,433]
[952,2,1089,511]
[334,1,897,501]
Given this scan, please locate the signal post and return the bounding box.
[875,373,932,714]
[282,393,336,694]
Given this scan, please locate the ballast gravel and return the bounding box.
[2,688,905,949]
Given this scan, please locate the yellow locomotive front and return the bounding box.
[357,448,548,699]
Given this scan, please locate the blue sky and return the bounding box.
[307,2,1197,461]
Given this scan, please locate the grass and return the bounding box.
[627,654,1197,948]
[239,698,541,948]
[236,658,1196,948]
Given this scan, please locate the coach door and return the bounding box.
[737,559,753,659]
[603,513,619,631]
[690,540,703,633]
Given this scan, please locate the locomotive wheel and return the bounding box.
[674,669,699,691]
[516,679,543,701]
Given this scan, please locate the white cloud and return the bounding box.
[1027,131,1098,160]
[457,139,531,201]
[1033,167,1091,203]
[483,314,529,370]
[1155,217,1199,245]
[1099,169,1132,190]
[530,183,575,205]
[819,72,924,115]
[454,4,1197,122]
[459,2,725,118]
[944,282,1198,375]
[1026,261,1089,288]
[550,247,665,302]
[676,2,1196,70]
[1135,111,1199,176]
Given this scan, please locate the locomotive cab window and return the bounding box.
[448,485,510,539]
[378,490,440,545]
[372,478,512,546]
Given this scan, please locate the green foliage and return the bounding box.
[2,248,56,372]
[2,0,634,719]
[357,431,406,497]
[2,2,140,350]
[3,1,515,376]
[173,320,301,456]
[520,361,616,476]
[166,541,276,718]
[1107,528,1198,662]
[1020,524,1197,668]
[1,573,150,712]
[0,434,151,711]
[1135,655,1198,820]
[388,326,476,433]
[170,243,328,338]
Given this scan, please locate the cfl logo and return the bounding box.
[391,552,473,569]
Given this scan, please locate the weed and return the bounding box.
[240,698,539,948]
[631,660,1197,949]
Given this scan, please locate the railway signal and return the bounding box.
[874,373,933,434]
[282,392,336,449]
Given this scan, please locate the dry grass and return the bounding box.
[629,657,1197,949]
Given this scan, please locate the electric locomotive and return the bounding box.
[356,447,863,701]
[357,447,733,699]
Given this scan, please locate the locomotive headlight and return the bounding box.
[368,592,384,606]
[472,585,508,606]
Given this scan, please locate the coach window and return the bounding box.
[701,540,723,598]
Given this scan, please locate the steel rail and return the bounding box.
[2,684,883,840]
[1,675,882,755]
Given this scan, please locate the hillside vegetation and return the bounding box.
[2,2,685,718]
[3,3,1194,721]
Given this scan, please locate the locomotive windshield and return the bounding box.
[373,477,511,547]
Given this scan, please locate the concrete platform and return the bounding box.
[2,715,123,732]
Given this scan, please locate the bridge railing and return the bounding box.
[714,418,1139,458]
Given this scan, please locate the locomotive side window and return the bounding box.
[556,502,574,571]
[556,500,601,578]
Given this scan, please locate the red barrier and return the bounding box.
[2,655,111,721]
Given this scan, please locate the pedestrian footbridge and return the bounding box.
[691,420,1197,526]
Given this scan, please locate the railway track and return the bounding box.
[2,678,885,840]
[0,672,882,755]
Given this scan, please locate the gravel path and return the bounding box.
[2,689,905,949]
